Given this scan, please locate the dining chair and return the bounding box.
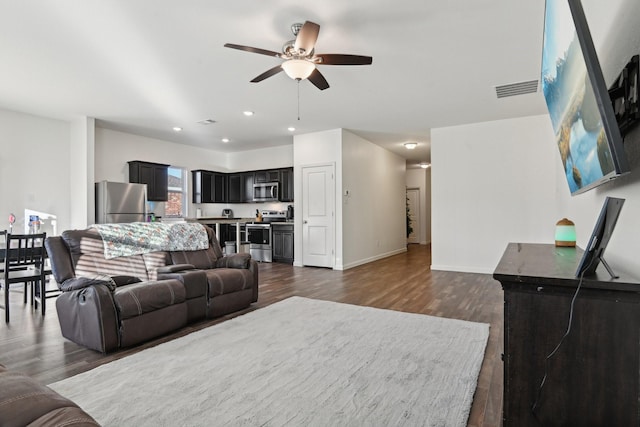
[2,232,47,323]
[0,230,6,321]
[32,252,57,316]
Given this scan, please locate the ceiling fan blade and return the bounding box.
[250,65,284,83]
[307,68,330,90]
[294,21,320,55]
[315,54,373,65]
[224,43,282,58]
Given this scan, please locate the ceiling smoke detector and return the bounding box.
[197,119,216,125]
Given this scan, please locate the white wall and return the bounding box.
[227,145,293,172]
[431,115,559,273]
[0,108,72,233]
[96,128,295,219]
[95,127,228,218]
[293,129,341,267]
[70,117,95,228]
[406,167,432,244]
[341,130,407,269]
[430,0,640,277]
[292,129,406,270]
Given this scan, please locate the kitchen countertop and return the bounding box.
[186,217,295,225]
[186,217,254,224]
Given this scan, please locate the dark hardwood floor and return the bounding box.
[0,244,504,426]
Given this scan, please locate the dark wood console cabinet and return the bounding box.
[494,243,640,426]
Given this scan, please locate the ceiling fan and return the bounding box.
[224,21,373,90]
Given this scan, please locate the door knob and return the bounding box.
[303,220,308,224]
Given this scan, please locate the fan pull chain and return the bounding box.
[297,80,301,121]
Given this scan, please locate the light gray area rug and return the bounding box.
[50,297,489,426]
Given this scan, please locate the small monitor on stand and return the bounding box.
[575,197,625,278]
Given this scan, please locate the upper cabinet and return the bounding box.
[128,161,169,202]
[243,172,255,203]
[191,167,293,204]
[192,170,227,204]
[279,167,294,202]
[227,173,244,203]
[254,169,280,183]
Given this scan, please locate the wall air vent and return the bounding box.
[197,119,217,125]
[495,80,539,98]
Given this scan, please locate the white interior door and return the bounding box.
[302,164,334,267]
[407,188,420,244]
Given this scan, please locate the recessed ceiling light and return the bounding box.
[287,127,296,132]
[221,138,230,143]
[420,162,431,169]
[173,127,182,132]
[404,142,418,150]
[243,111,254,117]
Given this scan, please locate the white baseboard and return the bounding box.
[337,247,408,271]
[430,264,494,274]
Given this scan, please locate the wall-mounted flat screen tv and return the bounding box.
[541,0,630,195]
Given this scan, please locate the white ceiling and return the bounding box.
[0,0,549,168]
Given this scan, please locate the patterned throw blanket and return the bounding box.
[92,222,209,259]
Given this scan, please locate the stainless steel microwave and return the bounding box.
[253,182,279,202]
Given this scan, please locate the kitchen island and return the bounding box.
[187,217,254,253]
[187,211,292,262]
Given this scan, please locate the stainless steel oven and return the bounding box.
[245,211,288,262]
[246,223,272,262]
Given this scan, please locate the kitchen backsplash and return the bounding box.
[191,202,292,218]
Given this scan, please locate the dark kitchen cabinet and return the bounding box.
[192,166,293,204]
[243,172,255,203]
[279,167,294,202]
[206,223,229,245]
[192,170,226,203]
[272,223,294,264]
[254,169,280,183]
[227,173,244,203]
[128,161,169,202]
[212,173,226,203]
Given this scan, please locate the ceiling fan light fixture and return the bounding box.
[281,59,316,80]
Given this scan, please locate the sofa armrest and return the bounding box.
[56,284,120,353]
[0,365,100,426]
[60,276,116,292]
[215,253,251,269]
[157,264,196,273]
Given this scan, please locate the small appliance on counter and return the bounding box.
[287,205,294,220]
[222,208,233,218]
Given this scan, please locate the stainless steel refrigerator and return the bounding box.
[95,181,147,224]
